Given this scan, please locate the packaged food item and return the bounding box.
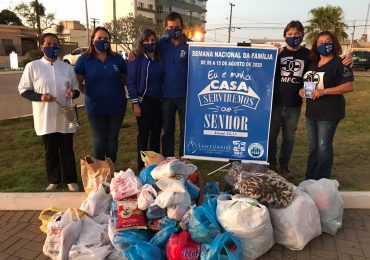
[116,195,147,231]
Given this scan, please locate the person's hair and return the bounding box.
[134,29,162,61]
[165,12,184,27]
[310,31,342,64]
[39,33,59,45]
[85,26,114,57]
[283,20,304,37]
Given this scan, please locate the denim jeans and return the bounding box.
[88,110,126,163]
[161,98,186,157]
[268,105,301,168]
[305,118,339,180]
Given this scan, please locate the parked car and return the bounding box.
[62,47,88,65]
[350,50,370,70]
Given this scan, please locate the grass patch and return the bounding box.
[0,77,369,192]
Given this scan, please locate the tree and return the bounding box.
[0,9,23,26]
[305,5,348,44]
[105,14,161,52]
[13,1,55,37]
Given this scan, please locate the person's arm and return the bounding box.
[68,67,81,99]
[74,56,86,94]
[21,90,42,101]
[341,54,353,66]
[75,74,85,94]
[126,59,142,117]
[313,82,353,100]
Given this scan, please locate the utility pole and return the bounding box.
[228,2,235,43]
[113,0,117,51]
[350,21,356,53]
[90,18,99,29]
[85,0,89,46]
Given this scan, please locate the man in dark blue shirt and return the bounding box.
[159,12,191,157]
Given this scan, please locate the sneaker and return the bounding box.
[67,183,79,192]
[45,183,59,191]
[279,166,294,180]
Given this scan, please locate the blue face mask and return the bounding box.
[43,46,60,60]
[94,39,109,52]
[143,43,157,53]
[317,43,333,56]
[285,36,303,48]
[166,28,182,39]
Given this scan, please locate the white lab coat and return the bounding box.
[18,57,79,136]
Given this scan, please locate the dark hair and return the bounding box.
[283,20,304,37]
[165,12,184,27]
[134,29,161,61]
[310,31,342,64]
[85,26,114,57]
[40,33,59,45]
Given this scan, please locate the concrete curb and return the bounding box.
[0,191,369,210]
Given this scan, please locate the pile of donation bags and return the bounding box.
[41,154,344,260]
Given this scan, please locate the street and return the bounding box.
[0,71,84,120]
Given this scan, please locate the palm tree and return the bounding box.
[30,0,45,37]
[305,5,348,44]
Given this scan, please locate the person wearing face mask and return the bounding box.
[18,33,80,192]
[127,29,163,171]
[299,31,354,180]
[74,27,127,163]
[158,12,191,158]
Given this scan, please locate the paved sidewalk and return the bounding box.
[0,209,370,259]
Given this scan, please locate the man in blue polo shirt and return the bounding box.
[159,12,191,157]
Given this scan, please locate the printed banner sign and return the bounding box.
[184,43,278,163]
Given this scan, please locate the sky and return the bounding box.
[0,0,369,43]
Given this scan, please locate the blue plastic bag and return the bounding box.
[201,193,218,213]
[146,205,167,220]
[139,164,156,185]
[188,204,222,244]
[200,243,211,260]
[204,182,220,195]
[124,240,161,260]
[186,180,200,201]
[113,229,152,247]
[206,232,242,260]
[150,225,178,260]
[158,217,177,229]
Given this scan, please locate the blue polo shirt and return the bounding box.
[158,36,191,98]
[74,54,127,115]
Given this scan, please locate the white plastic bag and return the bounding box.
[138,184,157,210]
[75,215,107,246]
[150,158,197,180]
[269,188,322,250]
[80,183,112,217]
[172,191,191,206]
[156,176,186,193]
[43,208,82,260]
[110,169,142,201]
[167,204,191,221]
[69,244,112,260]
[216,194,274,259]
[299,178,344,235]
[154,190,175,208]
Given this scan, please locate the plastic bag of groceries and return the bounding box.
[80,182,112,217]
[216,194,274,259]
[124,240,161,260]
[299,178,344,235]
[113,229,152,249]
[150,222,178,258]
[204,182,220,195]
[146,205,167,220]
[154,190,175,208]
[205,232,242,260]
[140,151,164,167]
[186,180,200,201]
[69,244,112,260]
[167,204,191,221]
[43,208,82,260]
[75,215,108,247]
[138,184,157,210]
[139,164,157,186]
[269,188,322,250]
[151,158,197,180]
[116,195,147,231]
[156,176,186,193]
[110,169,142,201]
[166,230,201,260]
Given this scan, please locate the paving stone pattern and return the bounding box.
[0,209,370,259]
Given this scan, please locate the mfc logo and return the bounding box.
[280,57,304,77]
[233,141,246,157]
[303,71,325,90]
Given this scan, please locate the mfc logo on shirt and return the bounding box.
[303,71,325,90]
[280,57,304,79]
[180,50,187,58]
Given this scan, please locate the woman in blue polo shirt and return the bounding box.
[127,29,163,171]
[299,31,354,180]
[75,27,127,163]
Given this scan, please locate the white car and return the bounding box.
[62,47,88,65]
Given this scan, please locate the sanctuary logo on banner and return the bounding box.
[184,43,278,163]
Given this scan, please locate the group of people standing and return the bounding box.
[18,12,189,191]
[268,20,354,181]
[18,13,353,192]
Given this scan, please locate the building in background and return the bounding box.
[43,20,87,48]
[104,0,207,38]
